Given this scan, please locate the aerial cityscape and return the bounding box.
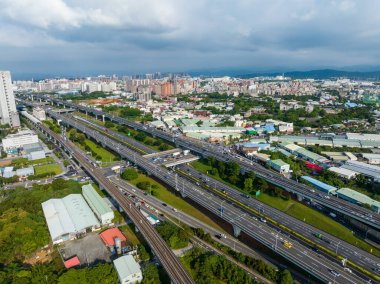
[1,1,380,284]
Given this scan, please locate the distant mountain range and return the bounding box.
[190,69,380,80]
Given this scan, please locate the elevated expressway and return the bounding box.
[25,94,380,231]
[36,107,371,284]
[21,111,194,284]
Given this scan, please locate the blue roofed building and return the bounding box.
[301,176,337,194]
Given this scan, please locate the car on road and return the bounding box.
[162,203,167,207]
[259,218,267,223]
[329,269,340,277]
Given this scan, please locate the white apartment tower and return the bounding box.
[0,71,20,128]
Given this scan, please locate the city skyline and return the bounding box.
[1,0,380,78]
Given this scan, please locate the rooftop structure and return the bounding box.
[336,188,380,212]
[301,176,337,194]
[82,184,114,224]
[113,255,143,284]
[41,194,100,244]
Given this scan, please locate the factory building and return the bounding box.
[42,194,100,244]
[269,159,291,173]
[2,130,38,152]
[113,255,143,284]
[328,167,358,180]
[336,188,380,213]
[82,184,114,225]
[341,160,380,179]
[301,176,337,194]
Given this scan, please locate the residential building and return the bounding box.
[113,255,143,284]
[32,107,46,121]
[82,184,114,225]
[0,71,20,128]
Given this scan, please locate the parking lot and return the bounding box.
[60,233,111,265]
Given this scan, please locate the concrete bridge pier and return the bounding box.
[233,225,241,237]
[297,194,303,202]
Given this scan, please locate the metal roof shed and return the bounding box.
[82,184,114,225]
[301,176,337,194]
[113,255,142,284]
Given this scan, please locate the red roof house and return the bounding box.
[64,256,80,269]
[99,227,127,247]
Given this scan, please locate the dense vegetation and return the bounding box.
[156,221,189,249]
[0,179,82,264]
[182,247,255,284]
[193,228,293,284]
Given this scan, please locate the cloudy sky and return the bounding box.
[1,0,380,78]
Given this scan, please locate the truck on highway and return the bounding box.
[283,241,292,249]
[314,232,331,244]
[111,165,121,173]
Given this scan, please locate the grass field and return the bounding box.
[34,163,62,176]
[190,161,380,257]
[128,172,225,232]
[83,139,119,163]
[11,156,55,168]
[119,224,140,246]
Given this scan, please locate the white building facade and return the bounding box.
[2,130,39,152]
[0,71,20,128]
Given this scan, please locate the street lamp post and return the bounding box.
[336,241,341,255]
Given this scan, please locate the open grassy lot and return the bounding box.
[34,163,62,176]
[191,161,380,257]
[119,224,140,246]
[128,172,225,232]
[83,139,118,163]
[11,156,55,168]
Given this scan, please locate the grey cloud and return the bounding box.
[1,0,380,77]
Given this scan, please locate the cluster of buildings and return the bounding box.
[42,184,144,283]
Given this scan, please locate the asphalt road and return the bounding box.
[179,163,380,273]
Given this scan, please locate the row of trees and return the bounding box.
[204,157,275,196]
[114,124,172,151]
[192,228,293,284]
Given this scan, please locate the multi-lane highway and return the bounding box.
[23,94,380,230]
[179,164,380,272]
[69,111,380,276]
[25,115,194,284]
[39,107,370,283]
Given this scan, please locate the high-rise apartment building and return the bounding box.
[0,71,20,128]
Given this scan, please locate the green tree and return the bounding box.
[278,269,293,284]
[244,178,253,192]
[121,168,139,181]
[142,264,161,284]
